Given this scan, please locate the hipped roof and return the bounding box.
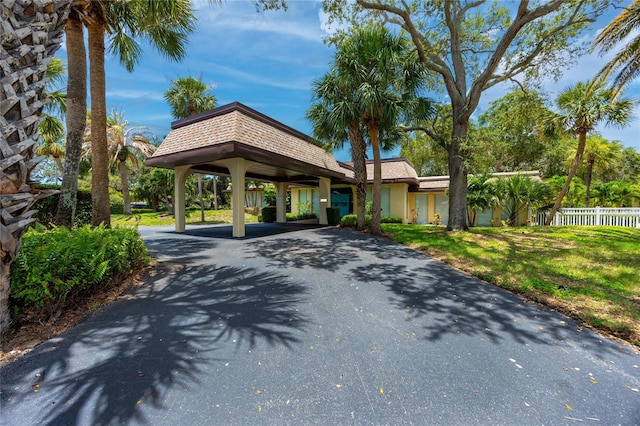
[147,102,351,184]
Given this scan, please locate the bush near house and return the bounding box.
[10,225,150,322]
[262,206,276,223]
[286,212,317,221]
[340,214,403,227]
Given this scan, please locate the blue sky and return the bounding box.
[59,0,639,163]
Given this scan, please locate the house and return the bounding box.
[147,102,537,236]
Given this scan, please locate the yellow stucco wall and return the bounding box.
[388,183,409,223]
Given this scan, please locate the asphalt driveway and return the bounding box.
[1,223,639,425]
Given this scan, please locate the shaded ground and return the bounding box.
[1,224,639,425]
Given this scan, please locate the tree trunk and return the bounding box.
[55,14,86,227]
[348,124,367,231]
[88,22,111,227]
[213,176,218,210]
[545,131,588,225]
[585,154,595,207]
[447,120,469,231]
[370,125,382,236]
[0,0,70,335]
[120,159,132,215]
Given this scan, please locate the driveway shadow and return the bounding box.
[349,259,628,357]
[0,260,309,425]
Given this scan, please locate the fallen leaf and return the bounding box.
[590,377,598,385]
[379,387,384,395]
[565,403,572,411]
[258,406,262,413]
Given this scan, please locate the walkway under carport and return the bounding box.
[146,102,353,237]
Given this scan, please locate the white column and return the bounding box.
[275,182,288,223]
[224,158,248,238]
[318,177,331,225]
[174,165,191,233]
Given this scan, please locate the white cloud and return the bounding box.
[208,63,312,91]
[196,1,325,43]
[107,89,165,101]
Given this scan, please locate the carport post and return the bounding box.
[174,165,191,232]
[225,158,248,238]
[319,177,331,225]
[275,182,288,223]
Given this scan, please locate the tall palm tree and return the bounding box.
[544,81,634,225]
[56,1,89,227]
[577,135,621,207]
[307,71,369,231]
[59,0,196,227]
[0,0,71,334]
[164,75,217,218]
[329,25,429,235]
[84,110,156,215]
[593,0,640,97]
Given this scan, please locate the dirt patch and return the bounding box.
[0,266,152,367]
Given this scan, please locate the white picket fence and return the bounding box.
[535,207,640,228]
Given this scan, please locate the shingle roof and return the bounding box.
[342,158,419,184]
[149,102,346,177]
[417,176,450,191]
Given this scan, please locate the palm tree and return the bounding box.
[496,174,551,226]
[593,0,640,97]
[56,1,89,227]
[466,175,498,227]
[307,71,369,231]
[164,75,217,219]
[84,110,156,215]
[0,0,71,334]
[578,135,621,207]
[329,25,429,235]
[164,75,217,118]
[60,0,196,227]
[37,57,67,176]
[544,81,634,225]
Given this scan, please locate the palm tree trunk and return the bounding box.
[120,159,132,215]
[545,131,588,225]
[348,124,367,231]
[88,21,111,227]
[1,0,70,335]
[370,126,382,236]
[55,14,86,227]
[54,156,64,175]
[447,121,469,231]
[585,154,595,207]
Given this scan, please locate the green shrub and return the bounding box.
[33,185,92,227]
[340,214,402,227]
[10,225,150,317]
[262,206,277,223]
[109,192,124,214]
[381,216,403,224]
[326,207,340,225]
[286,212,316,221]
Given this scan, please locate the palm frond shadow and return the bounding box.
[1,261,308,425]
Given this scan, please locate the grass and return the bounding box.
[382,224,640,346]
[112,209,260,227]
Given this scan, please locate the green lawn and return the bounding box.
[112,209,260,227]
[382,224,640,346]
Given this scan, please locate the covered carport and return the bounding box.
[146,102,353,237]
